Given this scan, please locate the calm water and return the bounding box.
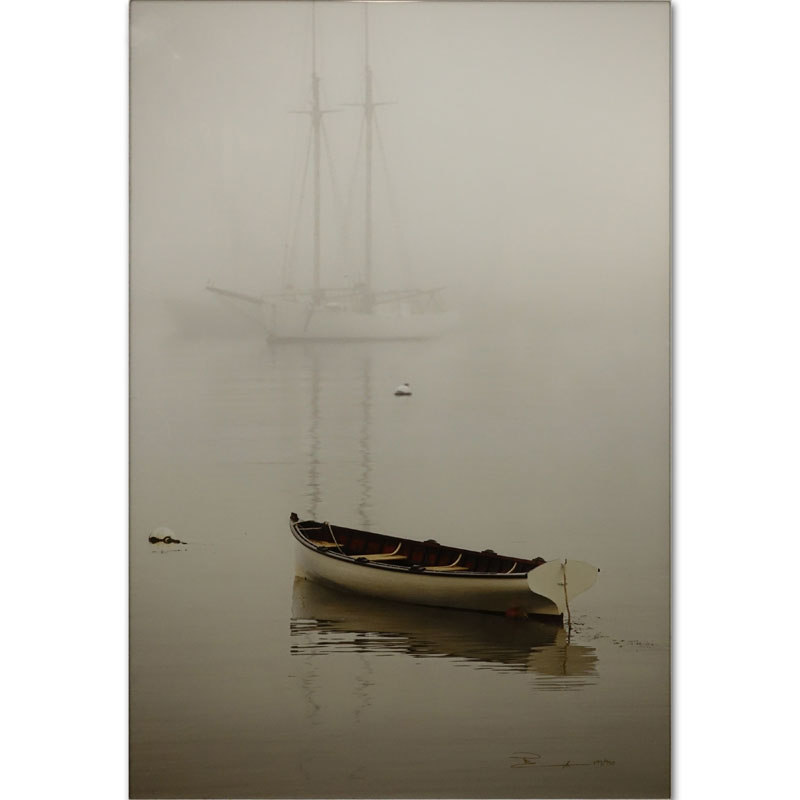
[130,312,669,798]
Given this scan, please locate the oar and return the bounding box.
[526,560,600,625]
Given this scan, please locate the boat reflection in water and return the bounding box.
[291,578,598,687]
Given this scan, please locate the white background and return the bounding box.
[1,1,798,798]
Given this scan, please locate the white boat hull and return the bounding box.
[265,300,457,340]
[294,541,563,616]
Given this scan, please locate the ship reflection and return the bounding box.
[290,578,598,684]
[356,355,372,530]
[306,348,322,520]
[303,347,372,527]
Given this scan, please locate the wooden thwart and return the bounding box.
[359,554,407,561]
[426,553,468,572]
[426,565,469,571]
[354,543,404,561]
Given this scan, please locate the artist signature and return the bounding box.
[510,752,615,769]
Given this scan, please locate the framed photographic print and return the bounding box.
[130,1,670,797]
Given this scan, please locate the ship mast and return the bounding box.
[311,3,322,304]
[363,4,374,310]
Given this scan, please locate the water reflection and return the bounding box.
[356,355,373,529]
[303,347,373,525]
[306,349,322,519]
[290,578,598,685]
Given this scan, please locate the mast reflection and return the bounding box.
[306,348,322,519]
[304,345,374,525]
[356,354,373,530]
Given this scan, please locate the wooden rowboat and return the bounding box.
[290,515,599,619]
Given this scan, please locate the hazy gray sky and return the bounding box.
[131,0,668,327]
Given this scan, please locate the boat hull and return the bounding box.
[294,541,562,616]
[265,300,457,340]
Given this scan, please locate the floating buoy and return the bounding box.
[149,527,186,545]
[394,382,412,396]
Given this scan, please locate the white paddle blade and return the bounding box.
[526,559,600,614]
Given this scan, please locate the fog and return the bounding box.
[130,5,670,796]
[130,0,669,333]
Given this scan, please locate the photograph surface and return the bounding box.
[130,1,670,797]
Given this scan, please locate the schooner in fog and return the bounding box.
[208,4,456,340]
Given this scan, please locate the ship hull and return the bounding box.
[264,300,457,340]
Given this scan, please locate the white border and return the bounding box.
[2,1,128,798]
[3,1,799,798]
[675,0,799,797]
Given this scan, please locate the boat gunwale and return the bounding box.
[291,520,538,581]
